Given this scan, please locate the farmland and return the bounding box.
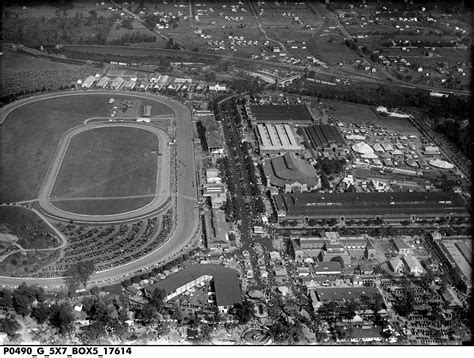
[1,47,98,100]
[50,126,159,215]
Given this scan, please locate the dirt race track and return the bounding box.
[0,90,199,288]
[38,121,171,223]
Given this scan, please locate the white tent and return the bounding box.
[352,142,374,154]
[429,159,454,169]
[361,152,379,159]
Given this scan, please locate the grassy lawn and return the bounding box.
[51,126,159,200]
[51,197,154,216]
[0,206,61,249]
[0,249,61,277]
[1,48,84,74]
[1,94,173,203]
[324,99,420,135]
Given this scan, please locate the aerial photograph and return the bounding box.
[0,0,472,348]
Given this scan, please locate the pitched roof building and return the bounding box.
[304,124,348,156]
[263,152,320,192]
[144,264,242,313]
[274,191,469,222]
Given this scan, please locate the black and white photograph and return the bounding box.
[0,0,472,351]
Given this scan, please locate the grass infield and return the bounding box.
[50,126,159,214]
[1,93,173,203]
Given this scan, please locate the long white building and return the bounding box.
[257,123,302,153]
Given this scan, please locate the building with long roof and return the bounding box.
[247,104,314,125]
[81,75,97,89]
[263,152,320,192]
[144,264,242,313]
[110,77,124,90]
[304,124,348,156]
[203,209,230,250]
[256,124,302,153]
[309,286,382,312]
[274,191,470,223]
[200,116,224,154]
[429,235,472,293]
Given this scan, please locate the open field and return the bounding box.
[308,33,361,65]
[50,126,158,201]
[107,18,158,41]
[0,206,60,250]
[8,2,111,18]
[105,68,150,80]
[323,100,419,135]
[2,48,84,74]
[1,93,173,203]
[1,48,98,97]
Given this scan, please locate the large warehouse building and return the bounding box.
[263,152,320,192]
[304,124,348,156]
[273,191,470,222]
[256,124,303,153]
[247,104,314,126]
[144,264,242,313]
[429,234,472,293]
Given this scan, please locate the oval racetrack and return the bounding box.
[38,122,171,223]
[0,91,199,288]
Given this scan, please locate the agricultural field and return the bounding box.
[50,126,159,212]
[1,47,98,98]
[1,93,173,203]
[307,32,361,65]
[7,2,111,18]
[0,206,61,250]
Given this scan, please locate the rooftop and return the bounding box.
[206,131,224,149]
[263,152,319,188]
[392,237,412,251]
[314,287,380,302]
[146,264,242,308]
[274,191,469,218]
[313,261,342,274]
[249,104,313,124]
[304,124,346,149]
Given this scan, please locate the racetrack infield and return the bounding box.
[1,92,174,203]
[50,126,159,199]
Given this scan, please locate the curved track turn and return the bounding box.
[0,91,199,288]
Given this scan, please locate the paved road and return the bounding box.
[37,121,171,223]
[0,91,199,289]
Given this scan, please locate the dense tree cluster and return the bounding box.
[2,9,118,47]
[108,32,156,46]
[316,157,346,177]
[229,75,264,96]
[64,261,95,293]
